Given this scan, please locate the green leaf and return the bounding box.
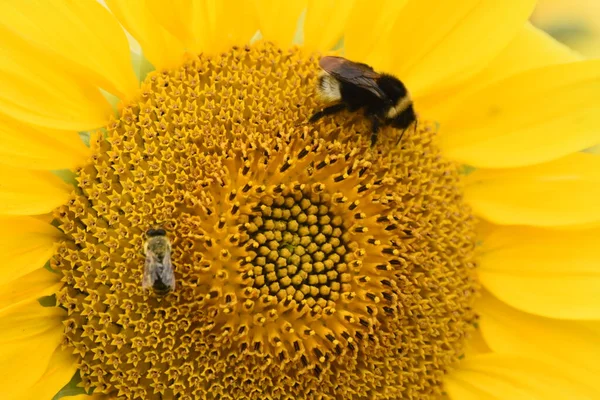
[100,89,121,114]
[292,8,306,45]
[78,131,91,147]
[43,259,59,274]
[52,169,78,187]
[584,144,600,154]
[250,30,263,44]
[332,36,345,51]
[38,294,57,308]
[459,165,476,176]
[130,49,155,83]
[544,22,591,43]
[52,370,89,400]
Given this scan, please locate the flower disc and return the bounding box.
[53,43,479,399]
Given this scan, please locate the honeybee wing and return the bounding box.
[142,243,175,292]
[157,246,175,291]
[319,56,387,100]
[142,247,156,291]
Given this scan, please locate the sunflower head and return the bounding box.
[50,43,478,398]
[2,1,599,400]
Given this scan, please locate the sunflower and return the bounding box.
[1,0,600,399]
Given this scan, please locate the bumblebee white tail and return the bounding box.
[316,72,342,102]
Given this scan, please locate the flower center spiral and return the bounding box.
[53,43,479,399]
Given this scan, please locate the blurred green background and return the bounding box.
[532,0,600,58]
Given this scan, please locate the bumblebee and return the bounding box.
[310,56,417,146]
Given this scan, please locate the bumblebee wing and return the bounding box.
[319,56,387,100]
[158,247,175,291]
[142,251,155,290]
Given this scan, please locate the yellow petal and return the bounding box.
[465,153,600,227]
[475,219,497,242]
[439,59,600,168]
[0,42,112,131]
[0,299,63,342]
[445,353,599,400]
[478,292,600,387]
[466,23,581,90]
[64,394,110,400]
[0,301,64,398]
[478,225,600,319]
[0,268,61,312]
[20,347,78,400]
[384,0,537,97]
[188,0,259,54]
[0,216,60,285]
[146,0,195,49]
[0,166,72,215]
[0,115,90,170]
[252,0,307,46]
[463,328,491,358]
[303,0,355,52]
[147,0,258,54]
[344,0,407,64]
[105,0,185,70]
[419,23,580,121]
[34,213,55,225]
[0,0,138,100]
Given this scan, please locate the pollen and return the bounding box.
[52,42,479,399]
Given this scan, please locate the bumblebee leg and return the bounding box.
[309,103,347,123]
[395,120,417,146]
[370,117,380,146]
[395,128,407,146]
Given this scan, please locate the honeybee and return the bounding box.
[142,228,175,295]
[310,56,417,146]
